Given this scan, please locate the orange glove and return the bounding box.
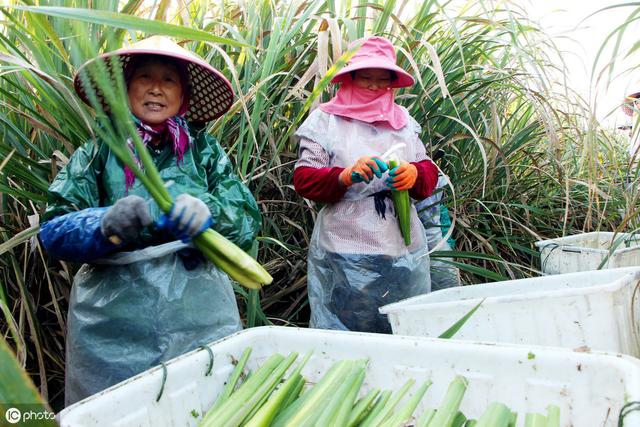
[339,156,388,187]
[387,161,418,191]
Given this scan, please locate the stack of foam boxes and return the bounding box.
[379,232,640,426]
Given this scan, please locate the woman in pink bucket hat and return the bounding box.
[293,36,438,333]
[38,36,262,405]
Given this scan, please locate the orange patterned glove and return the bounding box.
[386,161,418,191]
[339,156,388,187]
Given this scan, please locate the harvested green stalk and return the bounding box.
[315,363,365,427]
[426,376,468,427]
[336,375,368,426]
[388,157,411,246]
[509,411,518,427]
[271,360,356,427]
[224,353,299,426]
[279,374,306,411]
[80,53,273,290]
[200,354,286,426]
[546,405,560,427]
[475,402,512,427]
[347,389,381,427]
[359,390,393,426]
[524,412,547,427]
[450,411,467,427]
[416,408,437,427]
[380,380,432,427]
[361,379,415,427]
[332,366,367,427]
[285,360,362,426]
[244,352,312,427]
[207,348,253,414]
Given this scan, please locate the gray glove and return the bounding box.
[101,195,152,245]
[158,194,213,242]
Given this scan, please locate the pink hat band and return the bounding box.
[331,36,414,88]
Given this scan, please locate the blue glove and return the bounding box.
[353,157,389,183]
[340,156,389,186]
[157,194,213,243]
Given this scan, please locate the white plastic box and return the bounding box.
[535,231,640,274]
[58,326,640,427]
[380,267,640,357]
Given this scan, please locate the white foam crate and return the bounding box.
[379,267,640,357]
[535,231,640,274]
[58,326,640,427]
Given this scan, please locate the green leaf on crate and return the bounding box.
[438,299,485,339]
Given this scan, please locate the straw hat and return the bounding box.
[331,36,414,88]
[74,36,234,124]
[622,91,640,117]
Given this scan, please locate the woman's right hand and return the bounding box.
[157,194,213,242]
[100,195,152,245]
[338,156,388,187]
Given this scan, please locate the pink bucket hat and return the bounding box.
[74,36,234,124]
[331,36,414,88]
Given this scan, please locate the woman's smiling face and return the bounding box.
[127,59,183,125]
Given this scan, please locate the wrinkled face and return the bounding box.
[353,68,392,90]
[127,60,183,125]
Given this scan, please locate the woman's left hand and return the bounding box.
[158,194,213,242]
[386,161,418,191]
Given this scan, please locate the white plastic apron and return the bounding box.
[297,109,431,332]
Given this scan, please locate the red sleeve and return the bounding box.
[293,166,348,204]
[409,159,438,200]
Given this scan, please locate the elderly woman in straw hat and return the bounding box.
[293,36,439,333]
[39,36,261,405]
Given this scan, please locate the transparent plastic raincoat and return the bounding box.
[39,127,261,405]
[295,108,432,333]
[416,175,461,291]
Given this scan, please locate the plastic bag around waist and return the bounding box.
[65,240,242,406]
[307,242,431,333]
[92,239,191,265]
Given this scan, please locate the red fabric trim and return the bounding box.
[409,159,438,200]
[294,160,437,203]
[293,166,347,204]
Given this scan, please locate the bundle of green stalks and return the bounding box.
[388,156,411,246]
[197,348,560,427]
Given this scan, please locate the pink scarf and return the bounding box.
[123,115,192,192]
[319,82,407,130]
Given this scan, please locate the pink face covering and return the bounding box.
[318,82,408,130]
